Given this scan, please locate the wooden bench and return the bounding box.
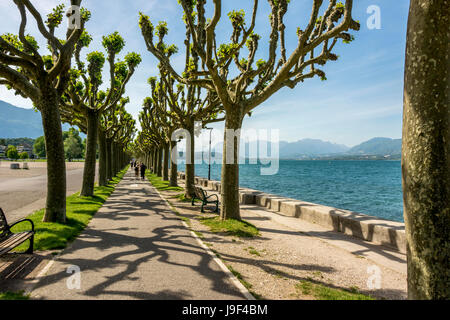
[0,208,35,256]
[191,186,219,213]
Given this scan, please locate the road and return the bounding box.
[0,162,97,223]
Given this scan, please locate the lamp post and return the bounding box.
[204,127,213,181]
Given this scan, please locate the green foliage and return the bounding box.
[155,21,169,39]
[86,51,105,86]
[102,31,125,55]
[10,168,128,252]
[124,52,142,69]
[19,151,29,160]
[139,12,154,43]
[0,33,39,53]
[78,30,93,48]
[0,291,29,300]
[217,43,239,60]
[33,136,46,158]
[46,4,65,28]
[228,9,245,27]
[63,129,84,160]
[6,145,18,160]
[295,280,374,300]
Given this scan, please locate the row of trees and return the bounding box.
[135,0,360,221]
[0,0,138,222]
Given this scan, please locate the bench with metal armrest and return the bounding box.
[191,186,219,213]
[0,208,35,256]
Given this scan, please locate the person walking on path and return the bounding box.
[140,162,147,180]
[134,162,139,179]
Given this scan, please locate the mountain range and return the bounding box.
[0,100,73,138]
[1,100,401,157]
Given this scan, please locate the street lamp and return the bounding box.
[204,127,213,181]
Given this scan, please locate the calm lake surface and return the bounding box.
[178,160,404,222]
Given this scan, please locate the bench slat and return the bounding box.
[0,232,33,255]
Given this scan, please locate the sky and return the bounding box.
[0,0,410,147]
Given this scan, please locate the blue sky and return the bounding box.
[0,0,410,147]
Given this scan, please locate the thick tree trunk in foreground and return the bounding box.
[163,143,169,181]
[40,93,67,223]
[170,140,178,187]
[402,0,450,300]
[184,124,195,198]
[220,108,244,220]
[98,128,107,186]
[80,109,98,196]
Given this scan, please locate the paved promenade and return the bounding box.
[30,170,246,300]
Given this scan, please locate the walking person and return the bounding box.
[140,162,147,180]
[134,162,139,179]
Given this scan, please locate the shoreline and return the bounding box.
[178,171,406,254]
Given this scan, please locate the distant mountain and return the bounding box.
[0,100,75,139]
[279,139,350,158]
[347,137,402,155]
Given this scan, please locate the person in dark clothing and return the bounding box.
[134,162,139,178]
[140,163,147,180]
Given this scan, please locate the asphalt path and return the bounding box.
[30,169,246,300]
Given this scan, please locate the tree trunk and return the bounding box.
[184,123,195,198]
[98,128,107,186]
[170,140,178,187]
[156,147,162,177]
[163,143,169,181]
[106,137,113,181]
[220,107,244,220]
[80,109,98,196]
[40,93,67,223]
[402,0,449,300]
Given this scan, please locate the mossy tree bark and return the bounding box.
[98,128,108,186]
[170,140,178,187]
[220,108,244,220]
[163,143,169,181]
[40,92,67,223]
[184,124,196,198]
[80,109,98,196]
[402,0,450,300]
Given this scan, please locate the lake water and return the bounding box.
[178,160,404,222]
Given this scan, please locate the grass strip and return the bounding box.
[199,216,259,238]
[145,171,183,192]
[295,280,375,300]
[10,166,128,252]
[0,291,30,300]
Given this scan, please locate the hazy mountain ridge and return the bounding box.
[0,100,74,138]
[1,100,401,158]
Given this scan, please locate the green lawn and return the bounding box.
[198,216,260,238]
[145,171,183,192]
[0,291,30,300]
[295,280,375,300]
[10,166,128,252]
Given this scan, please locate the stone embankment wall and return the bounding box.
[178,172,406,253]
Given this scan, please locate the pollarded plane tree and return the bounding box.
[0,0,90,222]
[141,0,359,220]
[103,100,136,178]
[61,31,141,196]
[146,80,176,182]
[140,19,223,197]
[140,96,167,177]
